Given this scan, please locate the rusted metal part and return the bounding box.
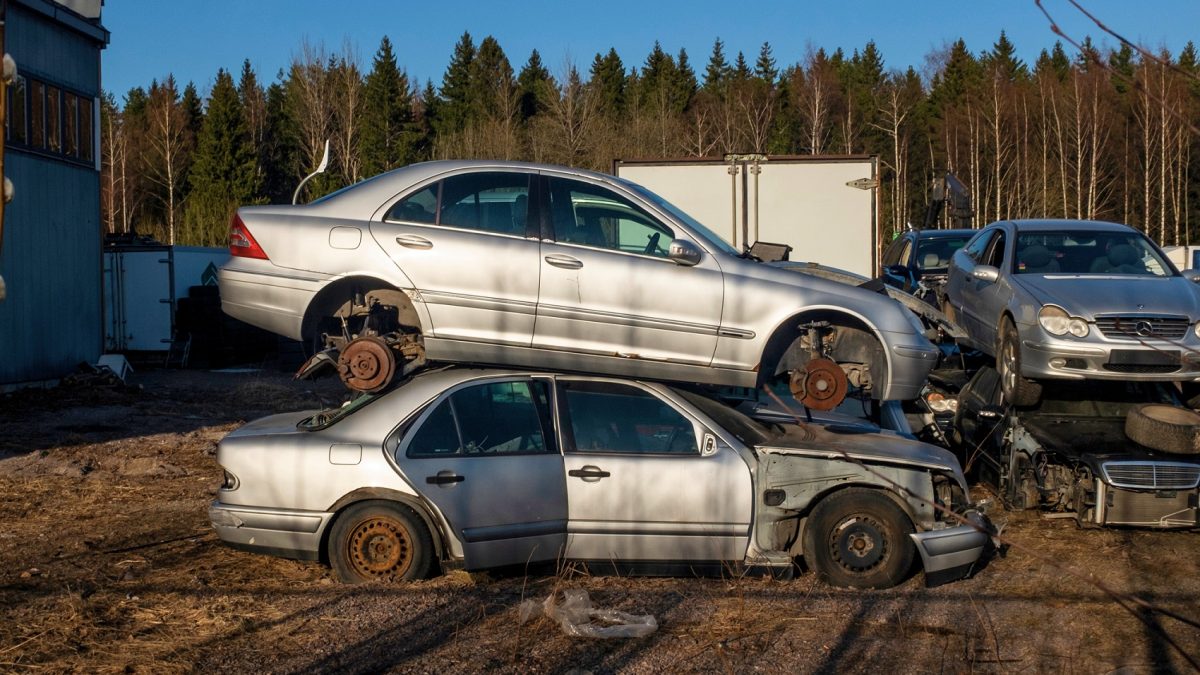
[338,336,396,393]
[790,357,848,411]
[346,514,414,579]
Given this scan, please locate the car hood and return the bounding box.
[758,422,961,475]
[1014,275,1200,320]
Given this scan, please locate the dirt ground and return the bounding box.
[2,367,1200,674]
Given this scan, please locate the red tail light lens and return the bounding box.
[229,213,268,259]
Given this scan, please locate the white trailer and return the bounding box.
[613,155,879,276]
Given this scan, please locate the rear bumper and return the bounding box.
[217,265,323,341]
[209,501,332,559]
[910,510,991,587]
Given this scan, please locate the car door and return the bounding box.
[971,229,1010,351]
[371,170,540,346]
[533,175,724,366]
[951,229,998,342]
[394,377,566,570]
[555,378,753,564]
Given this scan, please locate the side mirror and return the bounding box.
[972,265,1000,283]
[668,239,702,266]
[1182,269,1200,283]
[885,264,911,278]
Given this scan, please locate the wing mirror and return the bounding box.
[1182,269,1200,283]
[668,239,702,266]
[971,265,1000,283]
[885,264,911,278]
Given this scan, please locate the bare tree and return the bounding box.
[143,76,190,244]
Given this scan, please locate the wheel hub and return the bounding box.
[831,516,887,572]
[348,516,413,578]
[337,336,397,393]
[790,357,849,411]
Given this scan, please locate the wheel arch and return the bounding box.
[793,482,920,556]
[321,488,450,564]
[301,275,423,345]
[757,306,891,391]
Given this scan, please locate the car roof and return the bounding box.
[914,228,976,239]
[1001,219,1137,234]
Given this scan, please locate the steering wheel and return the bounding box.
[643,232,662,256]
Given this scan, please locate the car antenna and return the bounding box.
[292,139,331,205]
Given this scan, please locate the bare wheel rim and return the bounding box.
[1001,334,1018,398]
[346,516,414,579]
[829,513,890,574]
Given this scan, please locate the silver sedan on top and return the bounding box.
[218,160,938,401]
[943,219,1200,405]
[209,367,990,589]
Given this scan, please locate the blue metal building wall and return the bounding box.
[0,0,105,384]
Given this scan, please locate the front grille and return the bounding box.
[1102,461,1200,490]
[1095,315,1191,339]
[1102,363,1181,373]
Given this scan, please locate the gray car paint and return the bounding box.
[218,160,937,400]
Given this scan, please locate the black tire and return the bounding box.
[1125,404,1200,455]
[803,488,916,589]
[328,501,434,583]
[997,318,1042,407]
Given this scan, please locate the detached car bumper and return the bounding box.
[885,341,941,401]
[209,501,331,561]
[909,510,991,587]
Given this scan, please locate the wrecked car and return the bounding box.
[209,367,991,589]
[955,366,1200,528]
[943,219,1200,406]
[878,228,975,304]
[218,160,938,407]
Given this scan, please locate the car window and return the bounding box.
[406,380,552,457]
[385,183,439,224]
[621,180,741,257]
[898,240,913,267]
[982,231,1006,268]
[386,172,531,235]
[1014,230,1176,276]
[548,177,674,257]
[560,380,697,454]
[881,238,904,267]
[915,236,970,271]
[963,230,994,262]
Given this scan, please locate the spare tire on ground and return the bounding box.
[1125,404,1200,455]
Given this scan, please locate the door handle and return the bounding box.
[426,471,464,486]
[397,234,433,249]
[568,465,610,482]
[544,254,583,270]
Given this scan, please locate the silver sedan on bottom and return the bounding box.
[209,368,990,589]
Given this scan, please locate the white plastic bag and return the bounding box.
[517,589,657,639]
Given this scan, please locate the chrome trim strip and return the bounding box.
[1100,461,1200,490]
[536,302,721,336]
[717,327,756,339]
[419,290,537,315]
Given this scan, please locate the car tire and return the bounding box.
[997,318,1041,407]
[328,501,434,583]
[1125,404,1200,455]
[803,488,915,589]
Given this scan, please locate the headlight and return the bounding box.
[925,391,958,413]
[1038,305,1089,337]
[1194,321,1200,338]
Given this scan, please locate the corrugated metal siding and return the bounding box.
[0,154,101,383]
[0,4,103,384]
[8,1,103,94]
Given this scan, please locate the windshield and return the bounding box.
[621,180,742,256]
[672,388,774,446]
[915,236,971,273]
[1014,230,1176,276]
[297,392,380,430]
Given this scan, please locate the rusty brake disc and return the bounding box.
[789,357,849,411]
[337,336,397,393]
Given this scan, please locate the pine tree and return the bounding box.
[674,48,697,111]
[703,38,731,94]
[184,68,260,246]
[985,31,1027,82]
[237,60,267,198]
[437,31,476,134]
[517,49,552,121]
[470,36,515,120]
[261,78,299,203]
[733,51,751,81]
[754,42,777,84]
[361,36,415,177]
[181,82,204,141]
[590,48,626,117]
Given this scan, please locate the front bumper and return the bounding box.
[1020,333,1200,382]
[910,510,992,587]
[209,501,333,560]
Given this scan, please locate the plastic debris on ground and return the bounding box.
[518,589,658,639]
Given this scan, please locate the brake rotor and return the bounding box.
[337,336,396,393]
[789,357,849,411]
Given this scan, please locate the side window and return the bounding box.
[881,239,903,267]
[385,182,439,224]
[439,172,531,235]
[897,240,913,268]
[560,381,697,454]
[963,231,994,262]
[406,380,552,457]
[548,177,673,257]
[983,231,1006,268]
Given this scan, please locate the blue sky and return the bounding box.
[101,0,1199,101]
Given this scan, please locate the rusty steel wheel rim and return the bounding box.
[346,515,414,580]
[829,514,889,574]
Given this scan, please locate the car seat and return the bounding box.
[1018,245,1060,273]
[1089,244,1146,274]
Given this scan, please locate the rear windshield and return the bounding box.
[1014,230,1175,276]
[297,392,380,430]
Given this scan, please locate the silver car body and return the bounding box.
[209,368,987,583]
[218,160,937,400]
[945,219,1200,382]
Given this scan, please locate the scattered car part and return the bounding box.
[519,589,658,639]
[1125,404,1200,455]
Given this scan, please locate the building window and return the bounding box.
[7,75,95,167]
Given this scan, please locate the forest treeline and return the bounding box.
[100,31,1200,250]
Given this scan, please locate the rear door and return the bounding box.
[395,377,566,569]
[556,379,753,564]
[371,170,540,346]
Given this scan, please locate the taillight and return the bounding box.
[229,213,268,259]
